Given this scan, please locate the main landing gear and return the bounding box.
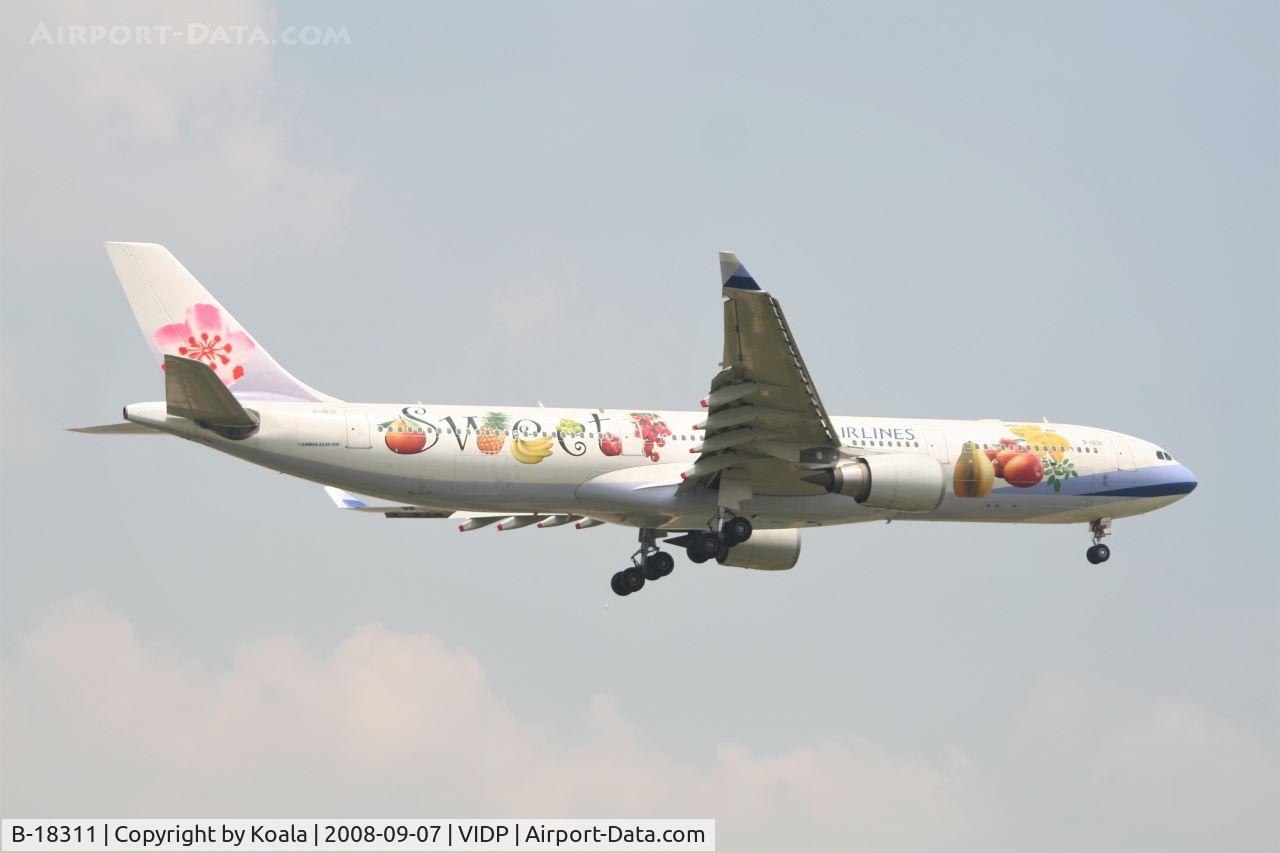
[685,514,753,565]
[1086,518,1112,564]
[611,528,674,597]
[609,515,755,596]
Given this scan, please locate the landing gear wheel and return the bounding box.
[610,572,631,596]
[724,516,753,546]
[622,566,646,592]
[644,551,674,579]
[688,531,723,564]
[1086,544,1111,564]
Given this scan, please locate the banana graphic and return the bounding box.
[511,435,554,464]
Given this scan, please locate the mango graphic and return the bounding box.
[953,441,995,498]
[1009,424,1070,461]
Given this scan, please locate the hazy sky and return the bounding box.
[2,1,1277,849]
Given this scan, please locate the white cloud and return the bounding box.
[2,600,975,849]
[4,601,1276,851]
[1003,670,1279,850]
[1,0,356,254]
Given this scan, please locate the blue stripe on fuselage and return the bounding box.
[987,463,1197,499]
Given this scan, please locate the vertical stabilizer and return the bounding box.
[104,242,337,403]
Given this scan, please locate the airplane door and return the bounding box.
[452,432,509,496]
[923,428,951,463]
[606,417,646,456]
[1112,437,1136,471]
[343,410,371,449]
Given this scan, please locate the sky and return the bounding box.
[1,1,1277,849]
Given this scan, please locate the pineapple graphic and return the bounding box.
[477,411,509,454]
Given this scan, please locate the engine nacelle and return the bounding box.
[716,528,801,571]
[808,453,945,513]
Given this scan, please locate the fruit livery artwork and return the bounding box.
[630,413,672,462]
[512,430,554,464]
[556,418,585,435]
[478,412,509,454]
[953,423,1079,497]
[375,408,675,464]
[600,432,622,456]
[379,417,427,454]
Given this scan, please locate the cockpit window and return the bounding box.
[1157,449,1175,461]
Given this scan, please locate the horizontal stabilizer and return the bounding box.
[323,488,550,525]
[165,354,258,428]
[68,422,160,435]
[322,487,450,517]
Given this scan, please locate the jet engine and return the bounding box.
[806,453,945,512]
[716,528,801,571]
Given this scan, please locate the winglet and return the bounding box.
[719,251,761,291]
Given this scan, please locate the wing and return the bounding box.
[681,253,843,500]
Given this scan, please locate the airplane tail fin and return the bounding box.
[104,242,338,403]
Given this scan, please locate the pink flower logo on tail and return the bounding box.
[153,304,255,386]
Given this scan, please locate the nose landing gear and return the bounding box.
[1086,518,1112,564]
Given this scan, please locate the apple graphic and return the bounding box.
[1002,452,1045,487]
[600,433,622,456]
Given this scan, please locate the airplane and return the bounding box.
[76,243,1198,597]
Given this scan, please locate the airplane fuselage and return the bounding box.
[124,401,1197,530]
[92,243,1198,585]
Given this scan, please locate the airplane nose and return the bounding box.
[1168,463,1198,498]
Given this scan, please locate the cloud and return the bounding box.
[1001,670,1279,850]
[4,601,1276,851]
[2,600,976,849]
[1,0,356,254]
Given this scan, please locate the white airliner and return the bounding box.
[78,243,1197,596]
